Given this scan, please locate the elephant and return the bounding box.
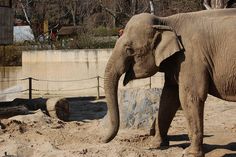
[103,9,236,157]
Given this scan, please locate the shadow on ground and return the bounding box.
[169,134,236,156]
[204,142,236,154]
[222,154,236,157]
[67,96,107,121]
[169,134,213,142]
[0,96,108,121]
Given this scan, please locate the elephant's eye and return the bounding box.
[126,48,135,56]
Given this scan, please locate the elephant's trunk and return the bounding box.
[103,53,123,143]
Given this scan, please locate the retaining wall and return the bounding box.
[22,49,112,63]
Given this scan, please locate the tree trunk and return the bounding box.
[131,0,138,15]
[72,10,76,26]
[203,0,234,9]
[150,0,155,15]
[211,0,227,8]
[19,0,31,25]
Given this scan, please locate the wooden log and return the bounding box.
[0,105,28,119]
[0,98,69,120]
[0,98,46,119]
[46,97,70,121]
[11,98,47,111]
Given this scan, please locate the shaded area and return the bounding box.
[0,98,47,111]
[169,134,236,156]
[0,98,47,119]
[68,97,107,121]
[223,154,236,157]
[0,97,107,121]
[204,142,236,154]
[67,96,105,101]
[169,134,213,142]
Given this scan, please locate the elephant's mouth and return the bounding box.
[123,66,135,86]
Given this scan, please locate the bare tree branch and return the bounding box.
[99,0,125,27]
[18,0,31,24]
[63,0,79,26]
[150,0,155,14]
[131,0,138,15]
[99,0,117,19]
[205,0,233,9]
[203,2,212,9]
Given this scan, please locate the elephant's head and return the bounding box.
[103,13,183,142]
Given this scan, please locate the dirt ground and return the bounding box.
[0,96,235,157]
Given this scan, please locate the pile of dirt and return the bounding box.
[0,96,235,157]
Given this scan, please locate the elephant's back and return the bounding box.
[191,8,236,17]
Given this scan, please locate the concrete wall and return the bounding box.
[22,49,112,63]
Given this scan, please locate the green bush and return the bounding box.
[76,36,116,49]
[91,40,116,49]
[76,34,94,49]
[93,26,119,37]
[76,30,117,49]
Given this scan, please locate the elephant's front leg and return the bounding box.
[179,86,206,157]
[150,84,180,148]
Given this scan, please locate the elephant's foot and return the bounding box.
[149,136,169,149]
[182,146,204,157]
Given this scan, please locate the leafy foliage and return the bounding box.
[11,0,235,50]
[93,26,118,37]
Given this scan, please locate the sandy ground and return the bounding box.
[0,96,235,157]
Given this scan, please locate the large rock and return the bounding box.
[119,88,162,129]
[102,88,162,129]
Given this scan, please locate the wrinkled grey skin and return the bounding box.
[103,9,236,157]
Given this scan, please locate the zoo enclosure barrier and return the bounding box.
[0,75,164,99]
[0,76,104,99]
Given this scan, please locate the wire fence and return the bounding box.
[0,75,164,100]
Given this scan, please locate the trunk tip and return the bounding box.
[102,134,117,143]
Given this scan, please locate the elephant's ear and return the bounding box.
[152,25,183,67]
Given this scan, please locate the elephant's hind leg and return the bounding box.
[150,84,180,148]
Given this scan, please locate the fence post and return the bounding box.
[3,45,6,78]
[97,76,100,99]
[149,77,152,89]
[29,77,32,100]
